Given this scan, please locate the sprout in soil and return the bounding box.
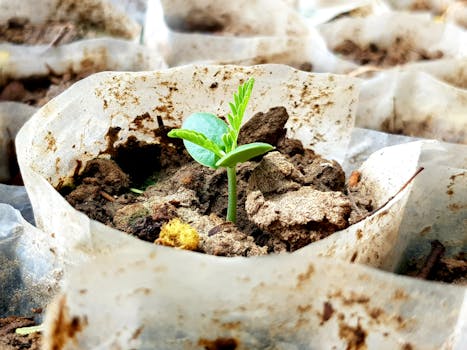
[168,78,274,223]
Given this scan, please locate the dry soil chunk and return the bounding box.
[246,186,351,232]
[200,222,268,257]
[238,106,288,145]
[80,158,129,194]
[248,151,302,194]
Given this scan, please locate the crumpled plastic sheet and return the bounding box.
[0,0,140,40]
[0,204,59,319]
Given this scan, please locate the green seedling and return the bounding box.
[168,78,273,223]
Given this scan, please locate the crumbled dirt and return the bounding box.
[334,37,443,67]
[0,316,41,350]
[0,68,99,107]
[63,106,375,256]
[0,17,86,45]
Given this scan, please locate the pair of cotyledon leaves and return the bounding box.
[168,112,273,169]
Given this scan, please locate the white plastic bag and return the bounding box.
[144,0,355,71]
[41,240,467,349]
[357,66,467,143]
[319,11,467,68]
[0,38,166,83]
[0,0,140,40]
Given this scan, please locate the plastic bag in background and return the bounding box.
[298,0,391,26]
[41,238,467,349]
[319,11,466,68]
[0,204,59,318]
[356,65,467,143]
[0,38,166,84]
[143,0,355,72]
[0,103,37,183]
[0,185,34,225]
[0,0,140,41]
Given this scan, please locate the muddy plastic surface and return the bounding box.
[319,12,466,67]
[356,63,467,144]
[0,0,140,41]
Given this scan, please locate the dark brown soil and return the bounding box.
[63,107,375,256]
[0,66,98,107]
[405,240,467,285]
[0,317,41,350]
[334,37,444,67]
[0,18,86,45]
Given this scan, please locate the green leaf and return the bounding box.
[168,112,228,168]
[216,142,274,168]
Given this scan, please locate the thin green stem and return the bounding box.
[15,324,43,335]
[226,166,237,223]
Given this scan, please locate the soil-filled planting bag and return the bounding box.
[357,64,467,144]
[319,11,467,69]
[0,0,140,41]
[144,0,355,72]
[41,242,467,349]
[16,64,422,272]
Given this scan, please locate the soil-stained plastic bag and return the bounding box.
[356,64,467,143]
[0,0,140,41]
[319,11,467,68]
[143,0,355,72]
[298,0,391,26]
[0,203,59,318]
[16,64,426,274]
[41,241,467,349]
[0,38,166,84]
[15,64,361,259]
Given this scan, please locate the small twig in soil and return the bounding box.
[48,24,72,47]
[99,190,115,202]
[416,240,446,280]
[353,167,424,224]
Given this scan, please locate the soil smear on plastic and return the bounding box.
[62,106,377,257]
[334,37,443,67]
[0,316,41,350]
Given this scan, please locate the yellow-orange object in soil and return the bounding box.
[156,218,199,251]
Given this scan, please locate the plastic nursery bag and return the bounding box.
[298,0,391,26]
[0,37,166,84]
[356,61,467,144]
[0,0,140,41]
[0,102,37,182]
[0,203,59,318]
[144,0,355,72]
[41,241,467,349]
[16,64,427,275]
[318,11,467,68]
